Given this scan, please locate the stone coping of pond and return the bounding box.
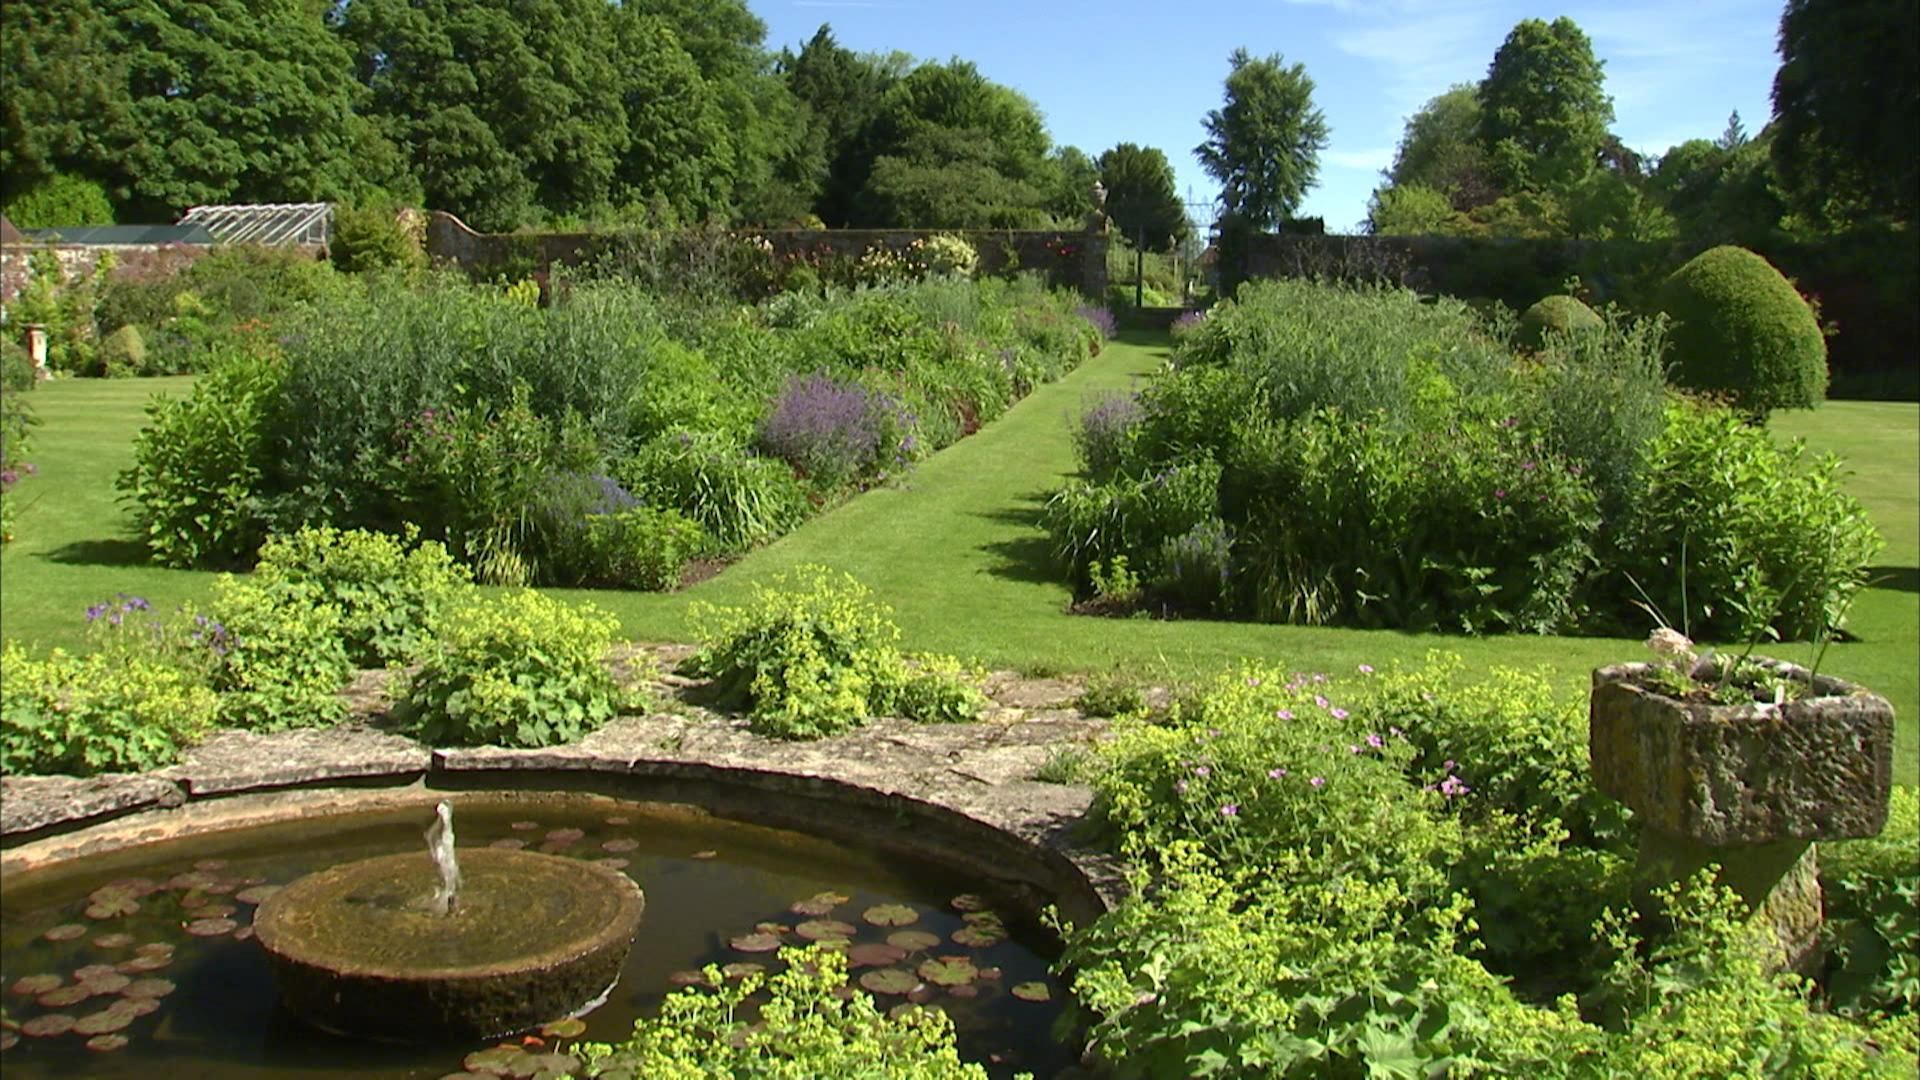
[0,644,1130,925]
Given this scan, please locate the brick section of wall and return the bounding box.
[425,212,1111,300]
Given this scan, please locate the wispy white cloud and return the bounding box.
[1325,147,1394,171]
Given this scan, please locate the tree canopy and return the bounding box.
[1098,143,1188,251]
[1196,49,1329,230]
[1770,0,1918,227]
[1477,17,1613,192]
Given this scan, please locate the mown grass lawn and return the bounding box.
[4,337,1913,782]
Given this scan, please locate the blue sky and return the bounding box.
[748,0,1786,232]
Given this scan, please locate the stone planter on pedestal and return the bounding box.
[1590,658,1894,970]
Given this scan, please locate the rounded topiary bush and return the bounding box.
[1517,295,1602,349]
[1658,245,1827,417]
[97,324,148,377]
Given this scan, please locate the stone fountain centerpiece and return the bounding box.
[1590,636,1893,971]
[252,801,645,1042]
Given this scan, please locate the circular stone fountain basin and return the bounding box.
[252,848,644,1042]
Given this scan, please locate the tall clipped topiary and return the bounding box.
[1658,245,1827,418]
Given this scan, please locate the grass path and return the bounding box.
[4,341,1913,781]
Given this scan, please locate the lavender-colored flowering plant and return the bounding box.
[757,372,916,492]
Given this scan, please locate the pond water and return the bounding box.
[0,794,1075,1079]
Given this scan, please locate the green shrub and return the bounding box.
[1517,295,1603,349]
[118,350,284,568]
[328,204,427,274]
[1044,458,1222,593]
[201,575,352,731]
[688,566,979,739]
[1820,785,1919,1017]
[1077,670,1146,718]
[95,324,147,378]
[1606,399,1881,640]
[618,430,808,554]
[397,590,621,749]
[1659,245,1828,417]
[577,946,1008,1079]
[251,526,473,667]
[3,173,115,227]
[578,506,708,590]
[0,641,218,776]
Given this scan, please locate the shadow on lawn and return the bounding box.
[1866,565,1919,594]
[975,495,1061,586]
[41,537,153,568]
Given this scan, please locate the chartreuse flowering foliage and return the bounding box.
[689,566,983,740]
[1061,655,1915,1078]
[0,640,218,776]
[577,946,1024,1079]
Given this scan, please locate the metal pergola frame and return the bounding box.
[178,202,334,247]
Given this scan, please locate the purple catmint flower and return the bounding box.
[1172,309,1207,335]
[1074,305,1117,340]
[1309,776,1326,788]
[1268,768,1287,779]
[759,371,912,486]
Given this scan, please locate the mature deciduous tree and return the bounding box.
[1195,49,1329,230]
[1097,143,1188,251]
[1770,0,1918,226]
[1477,17,1613,192]
[1385,85,1498,210]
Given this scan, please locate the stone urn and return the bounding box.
[1589,655,1894,970]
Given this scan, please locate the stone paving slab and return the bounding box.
[157,725,432,796]
[0,773,186,837]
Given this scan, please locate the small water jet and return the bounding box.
[251,802,644,1041]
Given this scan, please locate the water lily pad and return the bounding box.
[167,871,216,891]
[847,943,907,967]
[134,942,174,956]
[75,964,118,981]
[185,917,238,937]
[21,1014,75,1038]
[11,974,62,996]
[539,1017,586,1039]
[527,1052,579,1074]
[178,890,212,910]
[976,966,1003,981]
[115,956,171,975]
[202,878,239,896]
[788,892,848,916]
[720,962,765,981]
[1011,981,1051,1002]
[949,893,989,912]
[73,1009,133,1036]
[667,969,713,987]
[509,821,540,832]
[194,902,238,919]
[232,926,256,942]
[916,958,977,987]
[592,858,629,871]
[43,924,87,942]
[0,1031,16,1051]
[961,910,1004,925]
[39,984,94,1008]
[122,978,175,999]
[950,926,1007,948]
[689,850,718,860]
[604,816,630,826]
[729,932,782,953]
[809,936,852,951]
[114,997,161,1017]
[78,973,130,995]
[857,968,918,995]
[543,828,584,845]
[234,885,282,905]
[601,838,638,853]
[886,930,941,952]
[85,896,140,919]
[85,1033,129,1053]
[754,921,790,935]
[794,919,856,941]
[489,838,528,850]
[946,982,980,999]
[862,904,919,927]
[92,933,136,949]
